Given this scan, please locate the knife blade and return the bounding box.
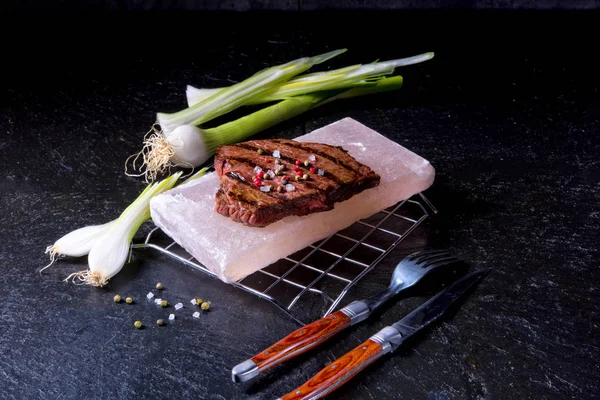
[277,269,489,400]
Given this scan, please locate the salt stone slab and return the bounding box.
[150,117,435,283]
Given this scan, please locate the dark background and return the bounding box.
[2,0,600,10]
[1,3,599,400]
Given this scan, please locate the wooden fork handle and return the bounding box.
[278,338,386,400]
[232,311,351,382]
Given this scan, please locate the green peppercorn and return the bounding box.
[303,174,310,180]
[268,185,274,192]
[257,148,264,155]
[157,319,165,326]
[303,160,310,167]
[160,300,168,307]
[196,298,203,305]
[274,169,281,176]
[134,320,142,329]
[156,282,163,290]
[113,295,121,303]
[201,301,211,311]
[125,297,133,304]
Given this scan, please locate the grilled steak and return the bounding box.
[214,139,381,227]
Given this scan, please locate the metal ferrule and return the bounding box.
[340,301,371,325]
[231,359,259,383]
[370,326,403,353]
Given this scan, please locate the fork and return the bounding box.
[232,249,461,382]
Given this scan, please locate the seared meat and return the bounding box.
[214,139,380,227]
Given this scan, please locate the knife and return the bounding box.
[276,269,489,400]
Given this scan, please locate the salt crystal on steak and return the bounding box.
[150,118,435,283]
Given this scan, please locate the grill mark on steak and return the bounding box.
[227,145,347,187]
[233,143,346,185]
[269,139,362,175]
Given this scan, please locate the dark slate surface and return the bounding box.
[1,9,599,400]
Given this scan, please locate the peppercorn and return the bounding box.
[160,300,168,307]
[277,186,285,193]
[201,301,211,311]
[295,160,301,166]
[303,160,310,167]
[295,175,301,181]
[113,295,121,303]
[125,297,133,304]
[196,298,203,305]
[257,171,264,179]
[156,282,163,290]
[303,174,310,180]
[134,320,142,329]
[157,319,165,326]
[281,179,288,185]
[274,169,281,176]
[310,167,316,174]
[275,159,281,165]
[257,148,264,155]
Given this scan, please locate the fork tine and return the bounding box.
[413,250,452,264]
[424,256,461,269]
[417,251,453,264]
[408,249,449,261]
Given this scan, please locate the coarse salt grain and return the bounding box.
[260,185,271,192]
[147,292,154,299]
[154,298,162,305]
[309,154,316,161]
[254,166,262,174]
[272,150,281,158]
[193,311,200,319]
[168,314,175,321]
[285,184,295,192]
[190,298,197,305]
[318,169,325,176]
[175,302,183,310]
[266,170,275,179]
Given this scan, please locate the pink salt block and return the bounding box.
[150,118,435,283]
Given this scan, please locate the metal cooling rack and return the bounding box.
[132,193,436,325]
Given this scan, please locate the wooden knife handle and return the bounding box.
[232,311,351,382]
[278,338,385,400]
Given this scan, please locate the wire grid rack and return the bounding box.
[132,193,436,325]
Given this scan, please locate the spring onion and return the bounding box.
[65,172,183,287]
[43,166,209,276]
[42,220,116,273]
[149,75,405,170]
[136,51,433,181]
